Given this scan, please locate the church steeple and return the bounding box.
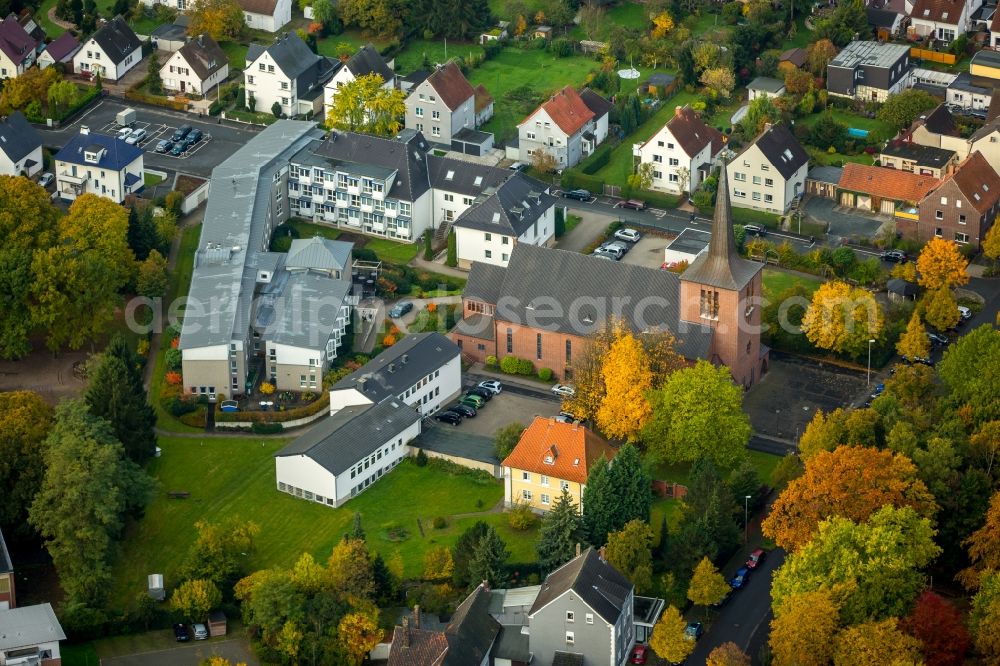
[680,162,759,291]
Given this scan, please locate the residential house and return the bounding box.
[0,528,13,609]
[0,111,42,178]
[72,16,141,81]
[244,32,337,118]
[806,165,843,199]
[909,0,981,42]
[502,416,617,513]
[516,86,611,168]
[160,34,228,95]
[274,396,421,507]
[474,84,494,127]
[826,41,911,102]
[748,76,786,100]
[388,584,501,666]
[909,103,1000,164]
[527,547,636,666]
[727,123,809,214]
[909,150,1000,247]
[405,62,478,144]
[879,142,957,178]
[0,14,36,78]
[990,6,1000,45]
[970,48,1000,82]
[53,128,144,203]
[868,7,907,38]
[946,71,993,111]
[0,603,65,665]
[836,163,939,219]
[322,43,395,120]
[37,31,80,69]
[480,20,510,44]
[452,173,767,388]
[140,0,291,31]
[328,332,462,417]
[777,47,807,74]
[633,104,724,195]
[150,20,188,52]
[178,121,327,399]
[9,10,45,44]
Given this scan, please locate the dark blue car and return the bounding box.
[730,567,749,589]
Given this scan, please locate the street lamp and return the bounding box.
[744,495,752,544]
[867,339,876,386]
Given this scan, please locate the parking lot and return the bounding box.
[621,234,671,270]
[434,385,562,437]
[101,638,258,666]
[97,118,214,160]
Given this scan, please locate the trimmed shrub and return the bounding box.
[508,502,540,530]
[165,348,182,371]
[516,358,534,375]
[580,146,612,175]
[537,367,553,381]
[432,516,447,529]
[499,356,521,374]
[485,355,499,368]
[415,448,428,466]
[252,422,283,434]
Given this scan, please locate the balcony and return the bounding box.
[385,207,397,218]
[372,189,385,200]
[895,206,919,221]
[347,185,360,195]
[632,143,643,157]
[311,192,325,204]
[58,170,86,184]
[297,174,312,186]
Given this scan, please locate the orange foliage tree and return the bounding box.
[916,237,969,290]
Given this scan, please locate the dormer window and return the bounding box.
[83,147,104,164]
[544,455,554,464]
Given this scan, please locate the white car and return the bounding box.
[192,623,208,640]
[614,228,641,243]
[125,128,147,145]
[551,384,576,397]
[117,126,132,140]
[957,305,972,320]
[37,172,54,187]
[477,380,503,395]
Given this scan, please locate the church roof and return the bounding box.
[680,164,762,291]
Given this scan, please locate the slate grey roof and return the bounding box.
[748,76,786,93]
[452,127,493,145]
[345,43,394,81]
[579,87,613,119]
[247,32,335,95]
[829,40,909,70]
[950,71,992,94]
[972,49,1000,69]
[464,261,506,304]
[881,142,956,168]
[175,34,227,80]
[915,104,958,136]
[427,154,508,195]
[151,22,186,42]
[179,121,320,351]
[743,123,809,180]
[468,243,714,360]
[491,627,531,663]
[681,164,762,291]
[415,426,497,464]
[0,527,11,574]
[275,398,420,476]
[530,548,633,625]
[0,111,41,163]
[332,332,460,402]
[552,652,586,666]
[254,271,350,347]
[665,227,711,257]
[453,312,495,340]
[286,236,352,272]
[312,130,432,201]
[452,171,557,237]
[0,603,66,651]
[807,165,844,185]
[90,16,140,65]
[868,7,902,28]
[440,585,502,665]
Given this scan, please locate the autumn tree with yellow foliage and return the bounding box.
[338,610,384,666]
[596,331,653,441]
[707,642,751,666]
[984,219,1000,265]
[688,557,730,617]
[890,260,918,282]
[896,310,931,361]
[833,618,923,665]
[651,11,674,38]
[916,237,969,290]
[326,73,406,137]
[650,605,695,663]
[769,590,840,666]
[922,286,960,332]
[800,280,883,357]
[188,0,244,40]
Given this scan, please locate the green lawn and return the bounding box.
[144,173,163,188]
[762,268,823,299]
[394,39,485,75]
[782,16,814,49]
[315,30,394,60]
[61,643,100,666]
[37,0,117,36]
[564,213,582,235]
[276,219,420,263]
[798,109,894,141]
[588,90,701,188]
[805,146,876,168]
[652,450,783,487]
[732,206,781,229]
[219,41,249,71]
[112,441,528,606]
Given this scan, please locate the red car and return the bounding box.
[630,643,649,664]
[619,199,648,210]
[746,548,766,570]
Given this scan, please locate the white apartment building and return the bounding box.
[244,32,335,117]
[727,124,809,214]
[517,87,611,168]
[634,104,723,195]
[53,128,144,203]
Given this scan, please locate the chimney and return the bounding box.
[413,605,421,629]
[401,353,408,364]
[575,542,581,558]
[482,578,490,592]
[401,616,410,648]
[675,104,683,118]
[763,122,773,132]
[598,545,606,561]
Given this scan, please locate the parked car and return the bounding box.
[902,354,934,366]
[743,224,767,237]
[684,622,704,641]
[477,380,503,395]
[155,139,173,153]
[117,126,133,140]
[619,198,647,210]
[192,623,209,640]
[555,411,578,423]
[551,384,576,397]
[449,403,477,418]
[172,125,193,142]
[880,250,909,263]
[467,387,493,402]
[614,228,641,242]
[125,128,148,145]
[37,172,54,187]
[435,411,462,426]
[173,623,190,642]
[187,128,204,143]
[592,247,622,261]
[562,188,591,201]
[600,240,631,255]
[927,331,949,347]
[170,141,188,156]
[745,548,766,570]
[389,301,413,318]
[508,161,527,171]
[870,383,885,399]
[630,643,649,664]
[730,567,750,589]
[460,393,485,408]
[958,305,973,320]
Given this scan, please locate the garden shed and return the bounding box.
[208,610,227,636]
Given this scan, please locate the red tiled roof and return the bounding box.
[501,416,616,484]
[643,104,723,158]
[942,150,1000,214]
[523,86,595,136]
[838,163,939,202]
[427,62,475,111]
[913,0,964,24]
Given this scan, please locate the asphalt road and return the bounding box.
[685,549,786,664]
[37,98,261,177]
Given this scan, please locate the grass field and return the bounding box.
[62,643,100,666]
[394,38,485,75]
[798,108,894,141]
[219,41,250,71]
[805,145,876,167]
[762,268,823,299]
[111,441,533,606]
[276,219,421,263]
[316,30,394,60]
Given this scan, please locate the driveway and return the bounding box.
[554,209,615,254]
[37,99,262,177]
[743,353,868,443]
[621,234,671,270]
[101,638,258,666]
[803,196,889,242]
[437,384,561,437]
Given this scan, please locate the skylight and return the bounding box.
[445,170,455,180]
[474,175,483,186]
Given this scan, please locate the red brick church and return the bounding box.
[449,167,768,388]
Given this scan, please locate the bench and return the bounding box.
[167,491,191,499]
